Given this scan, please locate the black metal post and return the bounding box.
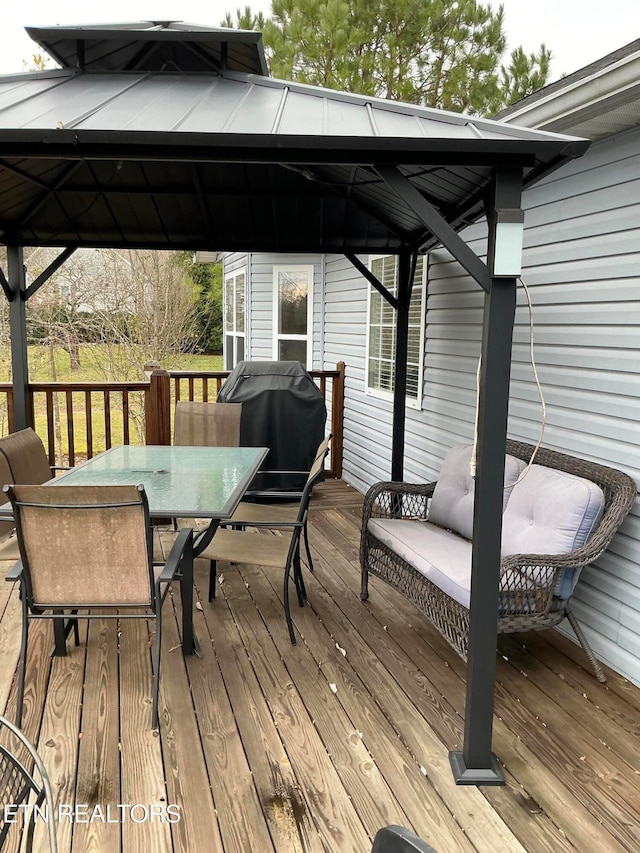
[450,167,522,785]
[391,250,412,482]
[7,246,31,431]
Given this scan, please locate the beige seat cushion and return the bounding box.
[369,518,473,607]
[229,500,299,524]
[200,528,294,568]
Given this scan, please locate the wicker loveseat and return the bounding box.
[360,440,637,681]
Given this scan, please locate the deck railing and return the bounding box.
[0,362,345,477]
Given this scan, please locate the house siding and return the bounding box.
[223,253,324,366]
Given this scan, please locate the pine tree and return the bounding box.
[224,0,551,115]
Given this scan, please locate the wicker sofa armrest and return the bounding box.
[362,481,436,527]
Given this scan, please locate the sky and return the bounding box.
[0,0,637,81]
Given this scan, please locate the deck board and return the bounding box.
[1,478,640,853]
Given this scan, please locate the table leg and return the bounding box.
[180,542,200,656]
[52,612,67,656]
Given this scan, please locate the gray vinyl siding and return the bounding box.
[322,255,440,494]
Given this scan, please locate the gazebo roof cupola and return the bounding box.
[25,20,269,75]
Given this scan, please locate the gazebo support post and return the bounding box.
[7,246,31,431]
[450,166,523,785]
[390,249,413,481]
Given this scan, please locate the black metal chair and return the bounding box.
[371,825,436,853]
[200,437,331,643]
[0,713,58,852]
[4,483,194,729]
[225,433,332,572]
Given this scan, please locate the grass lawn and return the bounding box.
[0,344,223,383]
[0,345,224,461]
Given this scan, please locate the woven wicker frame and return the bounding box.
[360,441,637,679]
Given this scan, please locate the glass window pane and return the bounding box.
[235,274,245,333]
[278,338,307,367]
[224,335,234,370]
[236,335,245,362]
[224,280,233,330]
[278,271,308,335]
[367,254,425,401]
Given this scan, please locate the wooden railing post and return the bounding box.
[330,361,345,479]
[145,368,171,446]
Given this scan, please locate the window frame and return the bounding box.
[364,254,426,410]
[272,264,314,369]
[223,266,246,370]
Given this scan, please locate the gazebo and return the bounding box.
[0,21,590,784]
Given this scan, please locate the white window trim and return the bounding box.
[364,254,426,410]
[272,264,314,368]
[223,266,246,370]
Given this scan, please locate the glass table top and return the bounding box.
[48,445,268,519]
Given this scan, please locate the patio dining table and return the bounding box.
[1,444,268,656]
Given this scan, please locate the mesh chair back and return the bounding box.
[7,484,154,608]
[174,402,242,447]
[0,451,14,540]
[0,429,52,485]
[295,435,331,522]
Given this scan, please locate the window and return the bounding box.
[365,255,426,407]
[273,265,313,368]
[223,268,246,370]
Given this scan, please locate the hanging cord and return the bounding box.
[469,276,546,484]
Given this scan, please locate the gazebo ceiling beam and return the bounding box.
[84,161,128,245]
[282,163,410,245]
[11,162,84,233]
[25,246,77,300]
[0,266,10,301]
[345,252,398,309]
[376,164,492,292]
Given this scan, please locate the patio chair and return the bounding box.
[224,433,332,572]
[0,451,16,559]
[371,825,436,852]
[4,483,194,729]
[0,429,57,563]
[174,401,242,447]
[0,713,58,852]
[200,437,331,643]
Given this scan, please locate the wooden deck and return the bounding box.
[1,479,640,852]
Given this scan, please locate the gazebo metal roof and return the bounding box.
[0,21,592,788]
[0,22,588,253]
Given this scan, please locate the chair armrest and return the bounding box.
[5,560,24,582]
[157,528,193,585]
[225,520,303,529]
[362,481,436,527]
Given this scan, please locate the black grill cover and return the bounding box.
[218,361,326,492]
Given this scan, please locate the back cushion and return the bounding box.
[501,465,604,557]
[429,445,526,540]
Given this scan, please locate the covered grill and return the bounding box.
[218,361,326,492]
